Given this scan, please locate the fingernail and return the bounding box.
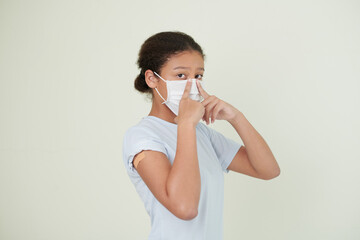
[188,79,191,82]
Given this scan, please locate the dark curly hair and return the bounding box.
[134,31,205,96]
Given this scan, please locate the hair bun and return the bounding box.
[134,74,150,93]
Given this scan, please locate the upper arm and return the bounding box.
[227,145,265,180]
[123,127,197,219]
[134,150,188,219]
[134,150,171,203]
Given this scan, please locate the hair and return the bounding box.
[134,31,205,96]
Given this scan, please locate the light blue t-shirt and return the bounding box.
[122,116,242,240]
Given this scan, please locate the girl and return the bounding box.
[123,31,280,240]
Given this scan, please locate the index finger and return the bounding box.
[182,79,192,99]
[196,79,210,99]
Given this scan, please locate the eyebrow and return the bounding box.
[173,66,205,71]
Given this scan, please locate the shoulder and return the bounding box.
[122,117,169,172]
[123,117,160,142]
[123,116,175,148]
[196,122,214,138]
[196,122,208,132]
[196,122,233,144]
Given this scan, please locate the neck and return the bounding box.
[148,99,177,124]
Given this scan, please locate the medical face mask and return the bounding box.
[153,72,204,116]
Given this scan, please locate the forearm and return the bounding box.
[229,111,280,178]
[166,122,201,213]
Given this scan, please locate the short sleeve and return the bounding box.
[206,126,243,173]
[122,126,168,174]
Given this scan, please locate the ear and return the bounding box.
[144,70,159,89]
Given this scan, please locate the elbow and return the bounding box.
[175,204,199,220]
[262,168,281,180]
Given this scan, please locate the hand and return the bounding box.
[174,79,205,126]
[196,79,241,125]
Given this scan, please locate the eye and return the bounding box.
[177,73,186,79]
[195,74,203,80]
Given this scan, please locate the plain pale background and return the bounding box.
[0,0,359,239]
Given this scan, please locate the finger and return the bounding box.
[201,95,216,107]
[196,80,210,99]
[182,79,192,99]
[204,109,210,125]
[205,99,219,124]
[212,103,222,122]
[204,100,215,125]
[202,111,206,122]
[202,97,215,124]
[203,103,210,125]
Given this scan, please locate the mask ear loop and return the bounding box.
[153,72,166,82]
[154,88,167,104]
[153,72,167,104]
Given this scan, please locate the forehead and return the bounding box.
[163,51,204,70]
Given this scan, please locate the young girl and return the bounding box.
[123,31,280,240]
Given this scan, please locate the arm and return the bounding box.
[167,121,200,217]
[227,111,280,180]
[196,80,280,180]
[135,121,200,220]
[135,79,204,220]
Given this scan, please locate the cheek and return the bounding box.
[154,82,168,100]
[160,82,168,97]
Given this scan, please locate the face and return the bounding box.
[148,50,204,101]
[158,50,204,81]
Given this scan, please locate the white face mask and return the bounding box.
[153,72,204,116]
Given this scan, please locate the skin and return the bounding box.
[135,50,281,221]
